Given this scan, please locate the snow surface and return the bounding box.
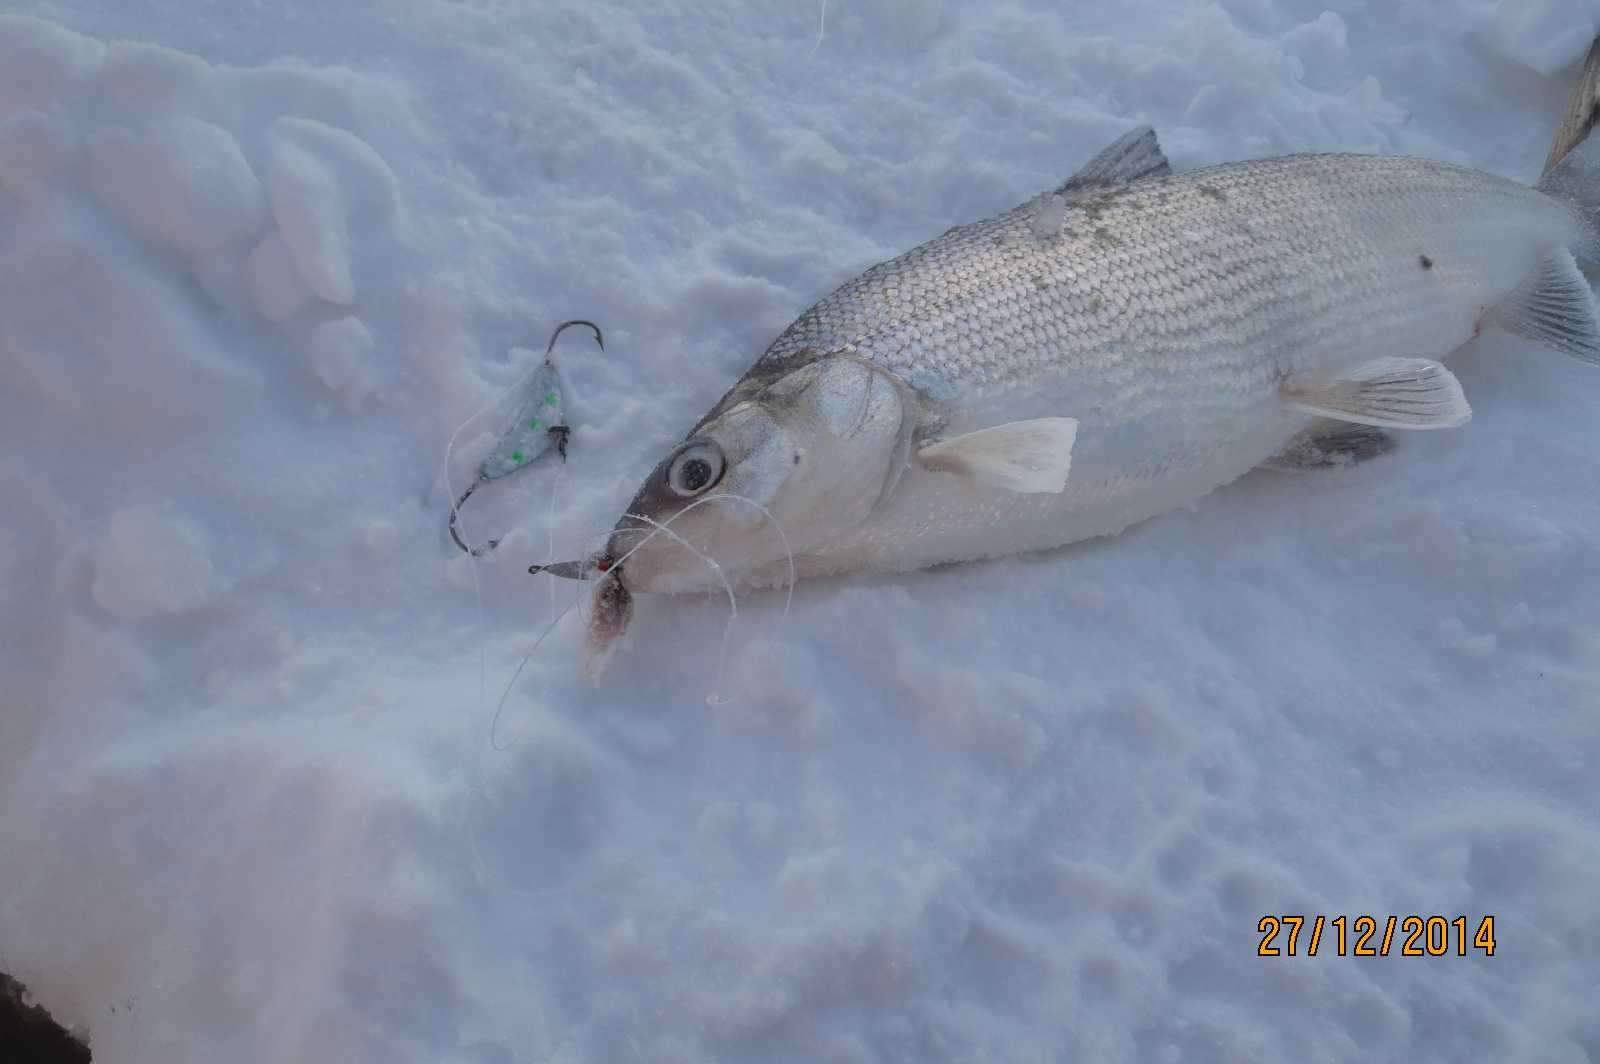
[2,2,1599,1062]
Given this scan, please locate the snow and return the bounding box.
[306,316,376,404]
[265,135,354,306]
[87,117,266,254]
[1474,1,1598,76]
[246,231,317,323]
[90,506,219,622]
[1,2,1598,1063]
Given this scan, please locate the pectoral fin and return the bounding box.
[1281,357,1471,429]
[918,417,1078,493]
[1484,246,1600,365]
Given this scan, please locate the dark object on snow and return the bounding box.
[0,971,91,1063]
[448,319,603,556]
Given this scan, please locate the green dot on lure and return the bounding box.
[480,366,568,480]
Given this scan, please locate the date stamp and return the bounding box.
[1257,915,1496,957]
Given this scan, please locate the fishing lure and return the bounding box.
[448,319,602,556]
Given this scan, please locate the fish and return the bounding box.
[554,104,1600,671]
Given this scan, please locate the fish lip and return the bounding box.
[603,515,658,571]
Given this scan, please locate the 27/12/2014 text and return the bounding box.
[1257,915,1496,957]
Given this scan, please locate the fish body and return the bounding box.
[586,126,1600,635]
[727,150,1584,585]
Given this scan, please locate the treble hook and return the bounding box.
[448,319,604,556]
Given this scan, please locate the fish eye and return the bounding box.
[666,440,725,497]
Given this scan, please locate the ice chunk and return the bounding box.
[0,16,104,120]
[266,137,355,305]
[87,117,267,254]
[305,316,374,400]
[246,231,315,322]
[91,507,216,621]
[270,116,400,221]
[0,109,78,199]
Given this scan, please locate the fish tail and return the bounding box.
[1544,36,1600,179]
[1490,42,1600,368]
[1540,34,1600,263]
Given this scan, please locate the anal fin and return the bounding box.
[1260,421,1396,473]
[1281,357,1471,430]
[1486,246,1600,365]
[918,417,1078,494]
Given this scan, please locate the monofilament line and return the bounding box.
[600,491,796,702]
[809,0,827,58]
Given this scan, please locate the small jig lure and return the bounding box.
[448,319,603,556]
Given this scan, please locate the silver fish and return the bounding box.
[569,117,1600,663]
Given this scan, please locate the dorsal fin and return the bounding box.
[1058,126,1171,195]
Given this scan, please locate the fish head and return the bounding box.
[606,354,913,593]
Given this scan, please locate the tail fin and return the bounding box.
[1496,38,1600,368]
[1545,36,1600,178]
[1540,36,1600,268]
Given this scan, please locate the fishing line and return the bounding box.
[448,320,599,890]
[593,491,797,703]
[470,492,798,886]
[487,578,588,751]
[607,492,797,617]
[469,510,727,885]
[667,492,797,638]
[443,319,600,722]
[466,567,591,890]
[544,453,568,632]
[441,385,501,739]
[809,0,827,57]
[614,511,741,702]
[463,462,598,889]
